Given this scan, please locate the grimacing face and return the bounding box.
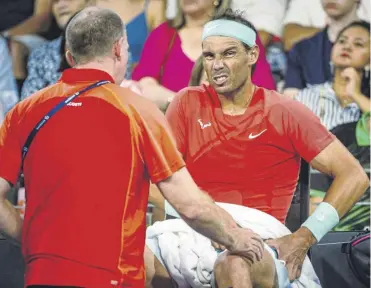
[331,26,370,70]
[202,36,255,96]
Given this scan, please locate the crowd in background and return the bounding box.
[0,0,370,230]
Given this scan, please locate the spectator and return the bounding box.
[93,0,166,69]
[0,38,19,113]
[295,21,370,131]
[231,0,287,47]
[0,0,61,92]
[282,0,369,51]
[133,1,275,111]
[284,0,369,98]
[21,0,91,99]
[168,0,288,47]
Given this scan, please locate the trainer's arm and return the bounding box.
[297,139,369,242]
[138,77,175,111]
[156,167,239,249]
[0,178,22,243]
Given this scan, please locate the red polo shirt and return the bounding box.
[166,85,335,223]
[0,68,184,287]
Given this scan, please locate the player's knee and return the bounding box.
[214,252,251,278]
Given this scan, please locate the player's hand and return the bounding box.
[228,228,264,265]
[341,67,362,102]
[265,228,316,281]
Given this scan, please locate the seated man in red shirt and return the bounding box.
[145,10,369,288]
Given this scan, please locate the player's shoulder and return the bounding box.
[173,85,210,106]
[259,86,303,114]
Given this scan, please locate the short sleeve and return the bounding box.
[280,100,335,162]
[137,101,185,183]
[165,90,187,155]
[132,23,173,82]
[0,108,22,185]
[284,45,306,89]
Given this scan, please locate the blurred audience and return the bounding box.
[231,0,287,47]
[232,0,288,89]
[295,21,370,131]
[0,38,19,114]
[282,0,369,51]
[21,0,89,99]
[284,0,370,98]
[132,0,275,111]
[93,0,166,74]
[0,0,62,92]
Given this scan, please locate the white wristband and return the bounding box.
[301,202,340,242]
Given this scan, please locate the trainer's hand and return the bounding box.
[266,227,316,281]
[228,228,264,264]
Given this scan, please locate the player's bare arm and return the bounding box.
[0,178,22,243]
[268,139,369,280]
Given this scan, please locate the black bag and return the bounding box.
[341,230,370,286]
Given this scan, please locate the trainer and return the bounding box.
[0,7,266,288]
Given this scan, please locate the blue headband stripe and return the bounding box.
[202,19,256,47]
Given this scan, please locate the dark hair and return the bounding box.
[211,9,258,75]
[66,7,124,64]
[189,56,204,86]
[335,20,370,97]
[59,12,81,72]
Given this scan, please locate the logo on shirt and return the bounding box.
[248,129,267,139]
[110,280,118,286]
[198,119,212,129]
[67,102,82,107]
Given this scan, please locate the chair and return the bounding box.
[285,159,311,232]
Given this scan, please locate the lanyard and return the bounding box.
[21,80,110,167]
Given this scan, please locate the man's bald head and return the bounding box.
[66,7,125,64]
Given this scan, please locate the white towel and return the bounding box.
[146,203,321,288]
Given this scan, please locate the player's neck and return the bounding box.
[327,10,359,42]
[219,82,256,116]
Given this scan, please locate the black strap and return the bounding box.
[21,80,109,168]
